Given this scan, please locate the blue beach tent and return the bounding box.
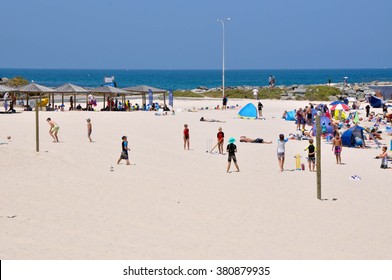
[312,116,334,136]
[341,126,365,147]
[285,110,296,121]
[368,95,383,108]
[238,103,257,119]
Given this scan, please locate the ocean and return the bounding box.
[1,68,392,90]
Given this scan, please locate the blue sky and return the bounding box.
[1,0,391,69]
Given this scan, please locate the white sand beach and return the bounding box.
[1,98,391,259]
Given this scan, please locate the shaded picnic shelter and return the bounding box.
[56,83,89,110]
[0,84,17,93]
[18,82,57,108]
[122,85,167,106]
[89,86,128,111]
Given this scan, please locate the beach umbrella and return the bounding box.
[330,103,350,111]
[330,100,344,106]
[56,83,89,109]
[123,85,167,107]
[90,86,128,111]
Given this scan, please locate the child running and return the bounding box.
[277,134,288,172]
[46,118,60,142]
[226,137,240,173]
[332,134,343,164]
[117,136,130,165]
[304,139,316,171]
[183,124,190,150]
[87,118,92,142]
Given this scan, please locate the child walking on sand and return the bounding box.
[46,118,60,142]
[227,137,240,173]
[87,118,92,142]
[183,124,190,150]
[304,138,316,171]
[376,146,389,169]
[332,134,343,164]
[277,134,288,172]
[117,136,130,165]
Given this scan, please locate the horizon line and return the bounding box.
[1,67,391,71]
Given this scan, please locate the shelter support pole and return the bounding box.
[52,93,55,109]
[62,94,64,106]
[86,94,88,108]
[316,115,321,199]
[35,97,39,152]
[142,93,146,109]
[163,92,166,106]
[74,94,76,109]
[26,93,29,106]
[109,93,112,111]
[103,94,106,109]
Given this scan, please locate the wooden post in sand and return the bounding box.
[316,115,321,199]
[35,98,39,152]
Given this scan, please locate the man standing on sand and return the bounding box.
[332,134,343,164]
[47,118,60,142]
[222,95,228,110]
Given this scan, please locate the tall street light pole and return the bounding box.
[217,18,230,98]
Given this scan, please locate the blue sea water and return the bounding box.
[1,68,392,90]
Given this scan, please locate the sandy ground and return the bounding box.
[0,98,391,260]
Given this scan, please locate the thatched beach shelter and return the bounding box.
[56,83,89,109]
[123,85,167,106]
[89,86,128,110]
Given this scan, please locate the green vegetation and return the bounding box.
[171,85,341,102]
[302,86,341,101]
[6,76,29,87]
[257,87,284,100]
[173,90,203,98]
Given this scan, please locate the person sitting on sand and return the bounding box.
[200,117,225,123]
[239,136,272,144]
[47,118,60,142]
[370,128,383,140]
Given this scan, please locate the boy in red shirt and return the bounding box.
[183,124,190,150]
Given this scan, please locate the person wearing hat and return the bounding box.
[86,118,93,142]
[117,136,130,165]
[226,137,240,173]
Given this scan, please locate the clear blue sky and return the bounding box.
[1,0,391,69]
